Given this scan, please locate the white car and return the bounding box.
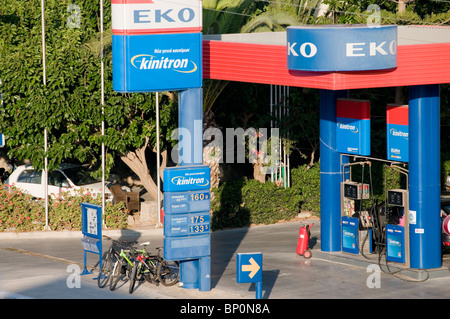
[5,164,113,199]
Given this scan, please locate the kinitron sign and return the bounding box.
[111,0,203,92]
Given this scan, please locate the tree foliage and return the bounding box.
[0,0,177,199]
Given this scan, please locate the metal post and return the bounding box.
[41,0,50,231]
[256,281,262,299]
[179,88,203,166]
[100,0,106,226]
[178,88,209,290]
[156,92,162,227]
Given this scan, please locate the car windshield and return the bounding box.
[62,166,100,186]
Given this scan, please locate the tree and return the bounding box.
[0,0,176,200]
[241,0,322,32]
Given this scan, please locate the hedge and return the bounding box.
[211,178,302,229]
[210,164,321,230]
[0,186,128,232]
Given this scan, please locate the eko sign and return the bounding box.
[111,0,202,92]
[111,0,202,35]
[287,25,397,72]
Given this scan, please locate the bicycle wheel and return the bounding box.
[129,261,140,294]
[110,258,123,291]
[157,260,179,286]
[142,257,159,285]
[98,251,114,288]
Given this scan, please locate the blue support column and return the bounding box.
[179,88,203,165]
[319,89,348,252]
[408,84,441,269]
[177,88,211,291]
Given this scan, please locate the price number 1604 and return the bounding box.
[190,192,209,201]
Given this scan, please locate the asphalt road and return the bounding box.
[1,219,450,302]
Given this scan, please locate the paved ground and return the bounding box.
[1,219,450,303]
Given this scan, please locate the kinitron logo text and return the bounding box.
[131,54,198,73]
[337,122,359,133]
[389,128,408,139]
[171,176,210,187]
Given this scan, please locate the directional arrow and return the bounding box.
[241,257,260,279]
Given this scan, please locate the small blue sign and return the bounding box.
[163,165,211,192]
[387,123,409,162]
[336,118,371,155]
[113,32,202,92]
[164,190,210,214]
[81,203,102,275]
[386,105,409,162]
[336,99,371,156]
[164,234,210,260]
[236,253,263,284]
[287,25,397,72]
[81,203,102,241]
[342,216,359,254]
[386,224,405,263]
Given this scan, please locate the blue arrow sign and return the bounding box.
[236,253,262,283]
[236,253,263,299]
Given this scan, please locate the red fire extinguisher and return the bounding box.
[297,223,313,259]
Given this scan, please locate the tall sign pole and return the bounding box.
[40,0,50,231]
[100,0,106,225]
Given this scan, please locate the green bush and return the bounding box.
[0,186,128,232]
[290,164,321,214]
[211,178,302,229]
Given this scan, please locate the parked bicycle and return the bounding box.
[158,250,180,287]
[97,236,137,290]
[129,243,180,293]
[98,236,179,294]
[110,244,139,292]
[129,242,159,293]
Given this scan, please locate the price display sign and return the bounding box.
[163,165,211,261]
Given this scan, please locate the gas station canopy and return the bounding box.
[203,25,450,90]
[204,25,449,269]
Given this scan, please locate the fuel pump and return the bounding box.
[384,164,410,267]
[341,160,373,255]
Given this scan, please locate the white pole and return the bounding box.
[270,85,273,182]
[287,86,290,188]
[156,92,162,227]
[44,129,49,230]
[41,0,50,231]
[100,0,106,225]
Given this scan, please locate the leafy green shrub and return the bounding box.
[211,178,301,229]
[0,186,42,232]
[0,186,128,232]
[290,164,321,214]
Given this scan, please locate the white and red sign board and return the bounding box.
[112,0,202,35]
[443,215,450,236]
